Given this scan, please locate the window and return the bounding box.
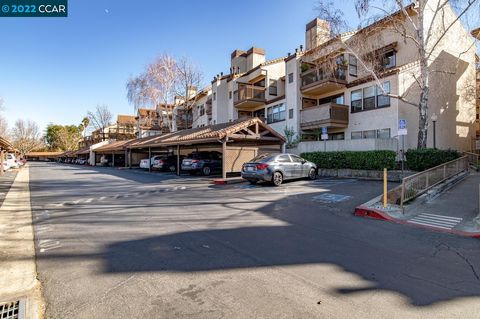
[363,130,376,139]
[198,104,205,116]
[377,82,391,108]
[229,91,232,99]
[376,128,391,139]
[288,73,294,83]
[329,132,345,140]
[363,86,376,110]
[351,81,391,112]
[289,108,294,119]
[290,155,304,163]
[213,92,216,101]
[383,51,396,69]
[349,54,357,77]
[269,79,278,96]
[351,90,363,112]
[352,128,391,140]
[267,103,286,124]
[351,131,363,140]
[276,155,291,163]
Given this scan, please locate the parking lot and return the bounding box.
[27,162,480,318]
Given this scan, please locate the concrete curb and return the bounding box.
[0,165,44,318]
[354,171,480,238]
[213,178,246,185]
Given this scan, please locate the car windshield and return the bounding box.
[250,154,275,163]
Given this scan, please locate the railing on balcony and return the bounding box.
[234,84,266,105]
[300,103,349,129]
[301,65,347,88]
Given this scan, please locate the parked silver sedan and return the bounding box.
[241,153,317,186]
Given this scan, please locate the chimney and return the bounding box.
[231,49,247,73]
[246,47,265,70]
[305,18,331,50]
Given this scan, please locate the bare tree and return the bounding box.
[0,116,8,138]
[11,119,44,156]
[126,54,177,132]
[175,57,203,130]
[315,0,480,148]
[87,104,112,141]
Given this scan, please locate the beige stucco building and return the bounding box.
[185,0,477,152]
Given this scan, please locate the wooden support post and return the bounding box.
[0,149,4,176]
[148,147,152,172]
[383,168,387,208]
[125,149,128,168]
[112,153,115,168]
[129,149,132,168]
[222,139,227,180]
[176,145,180,176]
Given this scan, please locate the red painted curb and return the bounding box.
[213,180,227,185]
[354,206,393,221]
[354,205,480,238]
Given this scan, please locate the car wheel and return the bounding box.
[169,165,176,172]
[308,168,316,180]
[272,172,283,186]
[248,180,257,185]
[202,166,211,176]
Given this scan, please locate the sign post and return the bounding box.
[398,119,407,178]
[321,127,328,152]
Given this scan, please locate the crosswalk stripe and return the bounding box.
[410,217,458,227]
[412,216,460,225]
[407,213,463,230]
[408,220,453,230]
[420,213,463,221]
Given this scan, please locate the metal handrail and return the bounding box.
[400,156,469,208]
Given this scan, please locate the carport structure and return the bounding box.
[93,139,136,167]
[127,117,286,178]
[0,136,15,175]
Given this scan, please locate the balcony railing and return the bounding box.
[234,84,266,108]
[300,66,347,94]
[300,102,349,129]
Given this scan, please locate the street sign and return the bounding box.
[398,119,407,136]
[322,127,327,134]
[321,134,328,140]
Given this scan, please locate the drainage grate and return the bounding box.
[0,300,25,319]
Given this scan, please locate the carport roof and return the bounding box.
[128,117,286,149]
[94,139,136,152]
[26,151,64,157]
[72,146,90,155]
[0,136,14,151]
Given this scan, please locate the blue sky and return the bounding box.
[1,1,476,133]
[0,0,343,132]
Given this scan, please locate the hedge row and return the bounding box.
[405,148,461,171]
[300,150,397,170]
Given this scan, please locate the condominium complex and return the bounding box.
[158,2,478,151]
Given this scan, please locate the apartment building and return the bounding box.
[209,47,287,129]
[182,1,477,151]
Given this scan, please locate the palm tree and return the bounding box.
[79,117,90,137]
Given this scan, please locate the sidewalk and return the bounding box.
[409,171,480,233]
[355,171,480,237]
[0,166,43,318]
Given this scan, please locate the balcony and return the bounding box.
[300,102,349,130]
[300,66,347,96]
[234,84,266,110]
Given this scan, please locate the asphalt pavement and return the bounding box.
[27,162,480,318]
